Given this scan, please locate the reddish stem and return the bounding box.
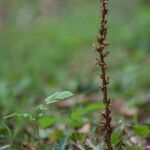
[96,0,112,149]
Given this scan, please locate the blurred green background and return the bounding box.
[0,0,150,148]
[0,0,149,113]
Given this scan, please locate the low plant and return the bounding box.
[4,91,73,148]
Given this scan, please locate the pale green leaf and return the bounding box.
[54,91,73,99]
[4,113,19,119]
[45,91,73,104]
[4,113,35,121]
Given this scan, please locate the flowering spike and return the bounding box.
[96,0,112,149]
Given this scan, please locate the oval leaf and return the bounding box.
[134,125,150,136]
[45,91,73,104]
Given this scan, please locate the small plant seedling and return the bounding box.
[4,91,73,146]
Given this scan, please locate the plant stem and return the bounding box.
[96,0,112,149]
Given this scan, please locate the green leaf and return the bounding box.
[4,113,35,121]
[4,113,19,119]
[111,132,120,145]
[126,145,144,150]
[71,102,105,119]
[55,135,69,150]
[38,117,56,128]
[39,116,80,128]
[54,91,73,99]
[45,91,73,104]
[20,113,34,120]
[133,125,150,136]
[45,92,59,104]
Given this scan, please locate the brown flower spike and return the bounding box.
[96,0,112,149]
